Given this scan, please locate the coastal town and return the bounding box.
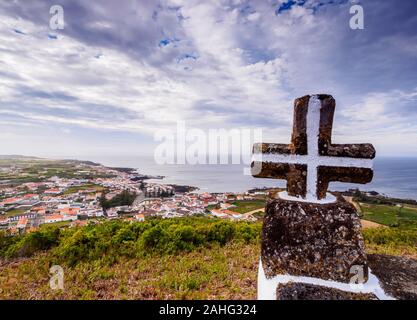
[0,157,265,235]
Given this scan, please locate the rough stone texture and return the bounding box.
[253,143,291,155]
[325,144,376,158]
[251,161,307,197]
[314,95,375,159]
[251,94,376,200]
[291,95,309,155]
[251,143,307,197]
[316,166,374,200]
[272,255,417,300]
[276,282,378,300]
[261,195,368,283]
[368,254,417,300]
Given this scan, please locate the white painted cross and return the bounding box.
[251,94,375,203]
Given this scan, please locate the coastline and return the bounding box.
[2,154,417,200]
[83,155,417,200]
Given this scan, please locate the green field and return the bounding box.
[0,158,113,184]
[360,203,417,228]
[231,200,265,214]
[5,209,27,218]
[207,199,266,214]
[252,211,265,219]
[63,184,105,195]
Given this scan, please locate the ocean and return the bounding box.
[82,155,417,200]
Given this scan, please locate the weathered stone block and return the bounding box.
[276,282,378,300]
[368,254,417,300]
[261,195,368,283]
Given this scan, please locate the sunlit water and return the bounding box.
[78,156,417,200]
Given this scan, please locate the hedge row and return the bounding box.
[0,217,261,266]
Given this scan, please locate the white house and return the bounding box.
[44,214,64,224]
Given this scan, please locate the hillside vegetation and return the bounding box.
[360,203,417,229]
[0,217,261,265]
[1,217,416,299]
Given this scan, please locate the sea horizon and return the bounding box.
[37,154,417,201]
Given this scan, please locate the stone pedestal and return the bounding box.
[251,94,395,299]
[261,195,367,284]
[257,194,382,300]
[276,283,378,300]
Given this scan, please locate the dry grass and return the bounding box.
[364,243,417,259]
[0,242,260,300]
[2,227,417,300]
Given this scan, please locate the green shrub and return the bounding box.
[139,224,170,252]
[207,221,235,245]
[236,223,261,243]
[100,190,136,209]
[0,231,18,256]
[2,227,61,258]
[0,217,261,265]
[363,227,417,247]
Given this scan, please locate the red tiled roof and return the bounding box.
[1,197,22,204]
[45,214,63,221]
[59,207,80,215]
[17,217,28,226]
[23,194,38,198]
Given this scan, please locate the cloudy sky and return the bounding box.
[0,0,416,159]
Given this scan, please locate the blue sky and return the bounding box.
[0,0,416,158]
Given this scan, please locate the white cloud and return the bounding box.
[0,0,416,156]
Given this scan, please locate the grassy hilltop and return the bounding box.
[0,217,261,299]
[1,216,417,300]
[1,158,417,299]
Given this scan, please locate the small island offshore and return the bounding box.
[1,155,417,299]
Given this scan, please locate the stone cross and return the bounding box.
[251,94,375,202]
